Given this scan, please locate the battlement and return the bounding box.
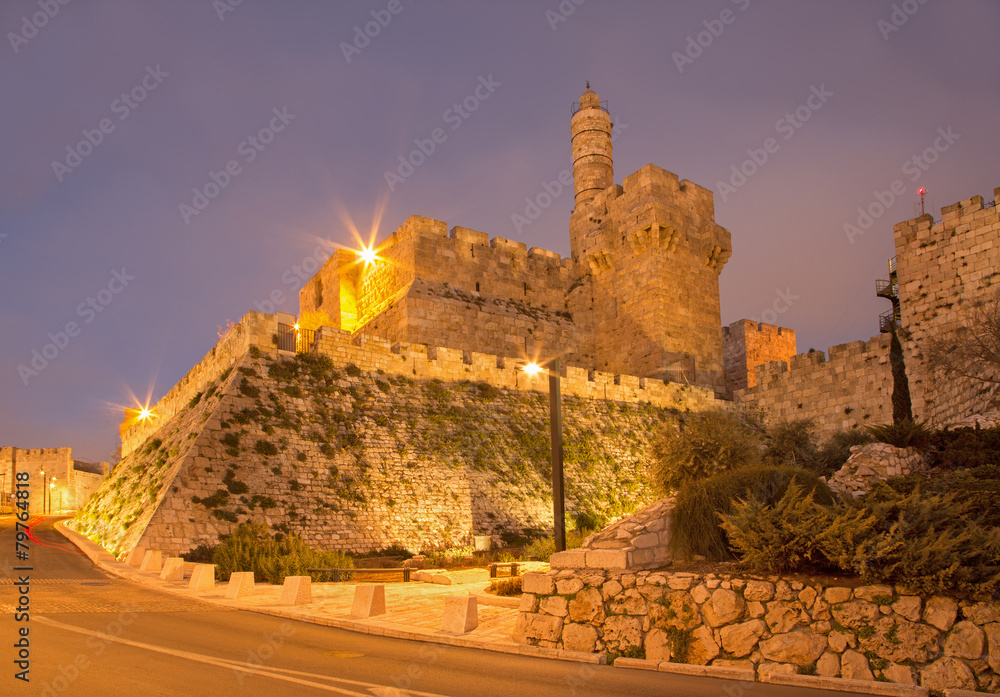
[121,311,721,457]
[734,333,893,439]
[893,186,1000,248]
[722,319,797,394]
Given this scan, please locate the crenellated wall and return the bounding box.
[732,335,893,439]
[723,320,797,395]
[893,187,1000,427]
[0,447,108,515]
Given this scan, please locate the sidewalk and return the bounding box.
[55,522,603,665]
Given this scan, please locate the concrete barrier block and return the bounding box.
[189,564,215,591]
[441,596,478,634]
[473,535,491,551]
[159,557,185,581]
[351,585,386,618]
[225,571,256,600]
[431,574,453,586]
[139,550,162,573]
[280,576,312,606]
[126,545,147,566]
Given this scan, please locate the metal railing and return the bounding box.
[276,324,316,354]
[879,308,901,333]
[875,275,898,299]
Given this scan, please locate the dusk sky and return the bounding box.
[2,0,998,462]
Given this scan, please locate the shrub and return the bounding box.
[192,490,229,509]
[650,409,762,493]
[815,428,873,477]
[238,378,260,399]
[212,521,354,583]
[523,528,589,562]
[721,482,836,572]
[254,440,278,456]
[490,576,523,596]
[574,509,607,532]
[866,420,934,449]
[345,363,362,378]
[188,392,203,408]
[182,543,216,563]
[671,465,833,560]
[763,419,818,470]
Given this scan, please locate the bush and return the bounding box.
[254,440,278,456]
[721,482,837,573]
[763,419,818,470]
[490,576,523,596]
[814,428,873,478]
[671,465,833,560]
[523,528,590,562]
[212,521,354,583]
[574,509,607,532]
[650,409,762,493]
[866,420,934,449]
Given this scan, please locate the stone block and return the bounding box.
[441,596,477,634]
[139,550,162,573]
[549,549,588,569]
[225,572,255,600]
[280,576,312,606]
[159,557,184,581]
[126,545,147,566]
[188,564,215,591]
[522,573,555,595]
[351,585,386,618]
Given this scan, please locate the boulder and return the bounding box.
[686,625,720,665]
[702,589,745,627]
[840,649,873,681]
[601,615,643,653]
[831,600,880,628]
[985,622,1000,673]
[609,588,647,616]
[513,612,563,643]
[759,630,826,666]
[649,590,700,630]
[561,623,598,653]
[568,587,605,624]
[720,619,766,657]
[883,662,916,685]
[891,596,922,622]
[919,656,977,692]
[744,581,774,602]
[765,600,805,634]
[923,596,958,631]
[858,617,940,664]
[816,652,840,678]
[944,620,985,661]
[540,595,568,617]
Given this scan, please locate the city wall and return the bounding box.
[893,187,1000,427]
[733,334,893,439]
[0,447,108,515]
[723,320,797,395]
[121,311,722,459]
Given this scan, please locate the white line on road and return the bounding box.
[35,615,450,697]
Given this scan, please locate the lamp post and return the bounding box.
[40,470,46,516]
[50,479,56,514]
[519,358,566,553]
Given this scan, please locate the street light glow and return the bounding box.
[357,245,379,265]
[522,362,543,375]
[138,408,153,421]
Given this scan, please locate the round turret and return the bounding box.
[571,83,614,207]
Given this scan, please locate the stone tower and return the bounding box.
[569,85,732,394]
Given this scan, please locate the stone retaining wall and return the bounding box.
[515,569,1000,693]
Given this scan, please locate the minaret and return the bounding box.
[571,83,614,208]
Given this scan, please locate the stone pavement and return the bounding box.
[55,522,603,665]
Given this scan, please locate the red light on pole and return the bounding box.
[918,188,926,216]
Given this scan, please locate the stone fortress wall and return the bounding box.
[732,335,894,440]
[730,187,1000,438]
[722,319,797,395]
[0,447,108,515]
[121,311,722,460]
[894,187,1000,427]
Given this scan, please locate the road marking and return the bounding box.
[35,616,450,696]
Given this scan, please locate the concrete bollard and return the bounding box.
[441,596,478,634]
[225,571,256,600]
[126,545,147,566]
[279,576,312,606]
[350,585,386,618]
[139,550,162,573]
[189,564,215,591]
[159,557,185,581]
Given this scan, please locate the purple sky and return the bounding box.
[2,0,998,461]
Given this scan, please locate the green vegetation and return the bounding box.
[210,521,354,583]
[489,576,523,596]
[650,409,761,492]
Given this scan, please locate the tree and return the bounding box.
[926,287,1000,391]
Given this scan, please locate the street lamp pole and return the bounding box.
[548,358,566,553]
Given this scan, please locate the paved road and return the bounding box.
[1,517,870,696]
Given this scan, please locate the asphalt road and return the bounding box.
[0,517,874,697]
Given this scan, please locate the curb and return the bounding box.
[764,672,929,696]
[614,657,754,682]
[54,522,604,666]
